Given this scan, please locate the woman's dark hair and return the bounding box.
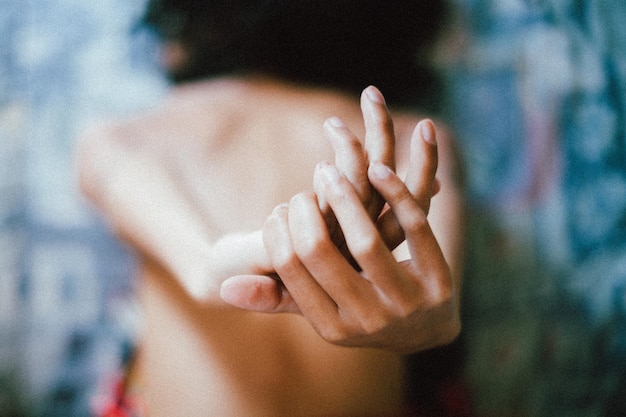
[142,0,450,109]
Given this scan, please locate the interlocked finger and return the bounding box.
[322,117,370,206]
[371,119,439,249]
[369,161,448,283]
[287,191,377,313]
[315,162,403,292]
[404,119,438,215]
[263,203,337,320]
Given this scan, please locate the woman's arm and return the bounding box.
[75,126,273,303]
[222,86,464,352]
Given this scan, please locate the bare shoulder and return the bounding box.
[74,115,150,207]
[74,95,184,203]
[77,80,237,153]
[76,119,142,157]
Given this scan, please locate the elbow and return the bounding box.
[75,131,102,206]
[74,125,120,209]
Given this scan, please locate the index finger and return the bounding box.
[321,117,370,208]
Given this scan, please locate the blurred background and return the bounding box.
[0,1,165,415]
[445,2,626,416]
[1,0,625,416]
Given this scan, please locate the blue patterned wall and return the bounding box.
[446,1,626,415]
[0,1,165,415]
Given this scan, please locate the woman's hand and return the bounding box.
[317,86,440,255]
[265,125,458,353]
[221,87,460,352]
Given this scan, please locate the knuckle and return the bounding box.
[428,271,455,306]
[424,275,460,346]
[349,234,380,258]
[403,210,429,237]
[387,183,413,205]
[359,311,392,335]
[272,248,299,274]
[388,295,419,320]
[372,114,394,133]
[321,176,350,201]
[294,233,328,262]
[342,134,363,153]
[318,322,350,345]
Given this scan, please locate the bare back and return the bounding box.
[82,77,438,416]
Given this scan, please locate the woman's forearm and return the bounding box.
[75,128,271,303]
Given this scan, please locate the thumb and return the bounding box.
[220,275,301,314]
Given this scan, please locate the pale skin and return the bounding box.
[76,78,463,416]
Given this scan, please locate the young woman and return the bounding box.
[77,1,463,415]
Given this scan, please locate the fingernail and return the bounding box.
[326,116,346,128]
[369,162,392,179]
[365,86,385,104]
[420,120,436,145]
